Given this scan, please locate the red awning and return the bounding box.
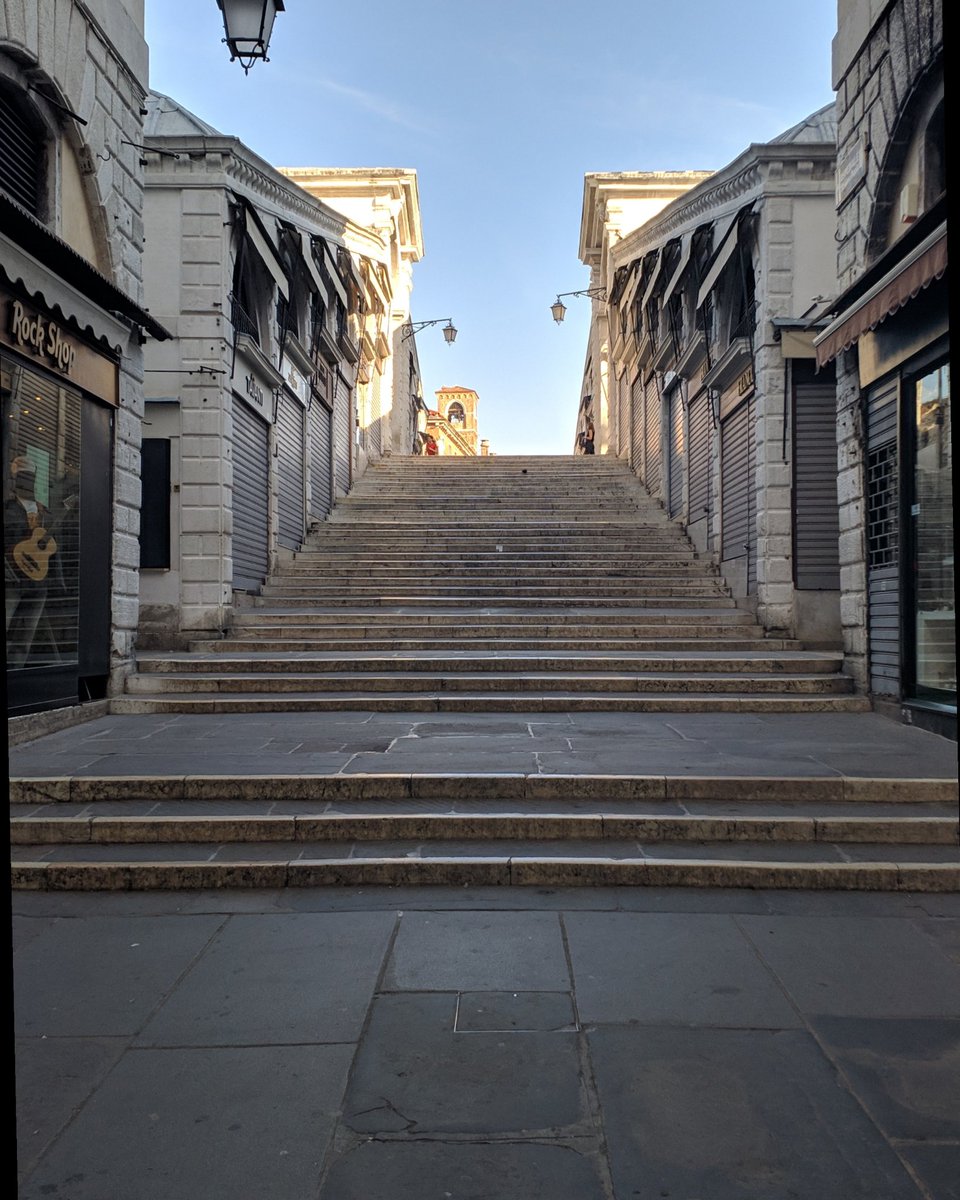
[814,227,947,367]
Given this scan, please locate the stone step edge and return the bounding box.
[107,696,874,714]
[11,859,959,892]
[11,814,957,846]
[12,774,956,805]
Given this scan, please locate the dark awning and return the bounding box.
[814,223,947,367]
[0,192,171,341]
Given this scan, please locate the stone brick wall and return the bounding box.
[1,0,149,692]
[832,0,942,690]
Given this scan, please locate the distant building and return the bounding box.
[814,0,950,735]
[578,108,842,647]
[138,92,367,646]
[277,168,425,471]
[425,386,483,456]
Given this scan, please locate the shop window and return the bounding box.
[3,355,82,670]
[909,361,954,701]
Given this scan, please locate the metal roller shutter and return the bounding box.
[668,388,684,517]
[276,394,305,550]
[644,374,661,496]
[334,373,351,496]
[688,392,711,528]
[630,374,644,475]
[620,374,632,459]
[866,377,900,694]
[232,399,269,591]
[794,382,840,589]
[309,399,333,519]
[369,371,382,457]
[721,398,756,592]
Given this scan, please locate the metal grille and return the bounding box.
[867,442,898,568]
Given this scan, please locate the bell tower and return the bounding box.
[434,386,479,454]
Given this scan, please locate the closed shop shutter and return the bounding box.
[369,371,382,457]
[276,393,305,550]
[309,399,333,520]
[794,381,840,589]
[668,388,684,517]
[644,375,661,496]
[619,374,633,458]
[232,399,269,590]
[334,372,351,496]
[688,392,711,527]
[866,377,900,694]
[630,374,644,474]
[721,398,756,592]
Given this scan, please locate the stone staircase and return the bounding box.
[13,456,956,892]
[114,456,868,715]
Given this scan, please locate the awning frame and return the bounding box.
[696,205,754,310]
[243,203,289,300]
[0,192,170,341]
[813,223,947,366]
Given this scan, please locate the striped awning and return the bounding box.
[814,224,947,366]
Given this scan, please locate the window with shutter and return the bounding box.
[0,86,45,216]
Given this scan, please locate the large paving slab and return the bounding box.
[319,1140,608,1200]
[135,911,396,1045]
[564,911,801,1027]
[736,914,960,1016]
[13,913,225,1037]
[340,992,589,1136]
[383,910,570,991]
[17,1044,354,1200]
[589,1025,928,1198]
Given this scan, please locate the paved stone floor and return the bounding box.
[12,885,960,1199]
[8,709,960,778]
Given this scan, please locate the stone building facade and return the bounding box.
[1,0,167,717]
[579,109,842,645]
[139,93,390,644]
[277,168,426,471]
[814,0,950,733]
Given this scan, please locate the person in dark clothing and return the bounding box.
[583,417,595,455]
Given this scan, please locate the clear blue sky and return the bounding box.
[145,1,838,454]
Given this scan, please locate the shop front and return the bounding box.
[2,287,117,714]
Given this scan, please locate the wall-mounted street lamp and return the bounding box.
[217,0,285,73]
[550,287,607,324]
[401,318,458,344]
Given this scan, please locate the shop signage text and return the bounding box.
[9,301,77,374]
[245,374,265,409]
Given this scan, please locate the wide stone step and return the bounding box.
[199,638,801,653]
[280,561,709,574]
[252,594,740,609]
[137,651,841,675]
[259,583,730,598]
[124,671,855,696]
[231,608,760,627]
[109,692,874,714]
[11,841,957,891]
[12,773,956,891]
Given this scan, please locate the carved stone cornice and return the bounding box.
[612,142,835,267]
[143,135,382,253]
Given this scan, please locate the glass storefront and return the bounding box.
[910,361,954,704]
[3,353,82,676]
